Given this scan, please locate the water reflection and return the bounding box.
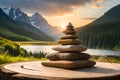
[21,45,120,56]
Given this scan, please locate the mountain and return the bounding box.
[77,4,120,49]
[3,7,62,40]
[3,7,31,24]
[30,13,63,40]
[30,13,49,30]
[0,8,54,41]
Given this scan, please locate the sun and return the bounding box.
[60,23,67,29]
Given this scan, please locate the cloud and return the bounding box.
[0,0,93,16]
[91,4,101,9]
[83,17,98,20]
[94,0,103,2]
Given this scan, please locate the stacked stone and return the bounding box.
[41,23,96,69]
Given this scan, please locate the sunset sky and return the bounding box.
[0,0,120,28]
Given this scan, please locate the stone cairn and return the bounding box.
[42,23,96,69]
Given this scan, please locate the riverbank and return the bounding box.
[15,41,58,45]
[91,55,120,64]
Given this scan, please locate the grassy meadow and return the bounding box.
[0,47,47,65]
[0,54,39,64]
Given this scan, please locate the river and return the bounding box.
[21,45,120,56]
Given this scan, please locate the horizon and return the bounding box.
[0,0,120,28]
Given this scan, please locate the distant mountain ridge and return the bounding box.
[30,12,63,40]
[30,13,50,30]
[2,7,62,40]
[3,7,31,24]
[77,4,120,49]
[0,8,54,41]
[87,4,120,26]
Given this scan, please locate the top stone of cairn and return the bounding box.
[67,22,74,29]
[58,22,81,45]
[63,22,77,35]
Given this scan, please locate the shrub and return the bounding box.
[31,51,48,58]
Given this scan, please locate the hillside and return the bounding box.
[77,4,120,49]
[0,37,28,56]
[0,8,54,41]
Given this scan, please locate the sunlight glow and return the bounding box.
[60,23,67,29]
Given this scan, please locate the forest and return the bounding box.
[77,21,120,50]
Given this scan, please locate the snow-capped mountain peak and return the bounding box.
[2,7,12,15]
[3,7,31,24]
[33,13,41,17]
[30,13,48,27]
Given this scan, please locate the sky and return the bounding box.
[0,0,120,28]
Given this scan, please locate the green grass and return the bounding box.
[0,53,46,64]
[91,56,120,64]
[15,41,58,45]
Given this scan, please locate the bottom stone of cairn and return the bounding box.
[41,60,96,69]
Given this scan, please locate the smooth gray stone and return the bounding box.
[46,53,91,60]
[52,45,87,52]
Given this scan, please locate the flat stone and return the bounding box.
[66,28,74,30]
[52,45,87,52]
[60,35,78,39]
[1,61,120,80]
[63,30,76,34]
[57,39,81,45]
[66,23,74,29]
[41,60,96,69]
[46,52,91,60]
